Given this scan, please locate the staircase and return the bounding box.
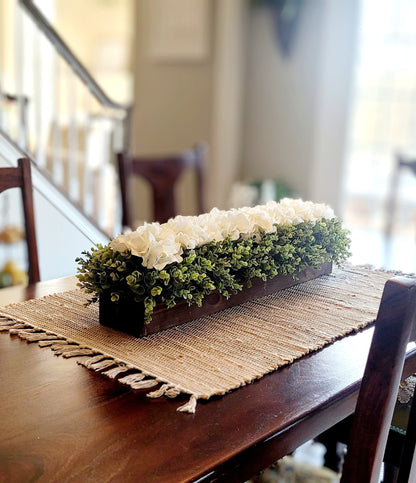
[0,0,131,237]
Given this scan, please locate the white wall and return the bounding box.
[242,0,359,214]
[130,0,215,221]
[209,0,247,209]
[32,175,109,280]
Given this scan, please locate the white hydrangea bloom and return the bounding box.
[167,215,212,249]
[109,198,336,270]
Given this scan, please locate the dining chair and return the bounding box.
[0,158,40,284]
[339,277,416,482]
[385,152,416,245]
[117,143,207,227]
[313,277,416,482]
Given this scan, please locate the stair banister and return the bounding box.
[19,0,131,150]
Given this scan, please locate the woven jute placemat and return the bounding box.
[0,266,394,412]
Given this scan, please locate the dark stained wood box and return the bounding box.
[99,261,332,337]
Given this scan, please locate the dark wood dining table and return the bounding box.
[1,276,416,482]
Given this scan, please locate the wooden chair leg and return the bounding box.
[397,391,416,482]
[382,462,399,483]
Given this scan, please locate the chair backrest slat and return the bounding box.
[0,158,40,284]
[117,143,207,227]
[341,277,416,482]
[0,169,25,192]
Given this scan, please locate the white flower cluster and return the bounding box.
[109,198,335,271]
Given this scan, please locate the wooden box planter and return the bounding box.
[99,261,332,337]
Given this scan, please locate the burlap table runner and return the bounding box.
[0,266,394,412]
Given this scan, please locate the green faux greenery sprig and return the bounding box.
[76,219,350,323]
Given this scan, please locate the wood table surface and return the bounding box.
[1,276,416,483]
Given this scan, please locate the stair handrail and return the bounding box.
[19,0,131,147]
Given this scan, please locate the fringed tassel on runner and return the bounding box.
[131,379,159,390]
[51,343,83,355]
[38,339,66,347]
[88,358,116,371]
[15,328,38,338]
[119,373,146,385]
[79,354,109,369]
[177,395,198,414]
[8,327,27,334]
[165,387,181,398]
[118,372,159,390]
[0,321,28,332]
[102,365,133,379]
[0,313,198,413]
[80,356,160,388]
[18,331,63,343]
[39,339,97,358]
[146,384,182,400]
[62,348,97,358]
[147,383,173,399]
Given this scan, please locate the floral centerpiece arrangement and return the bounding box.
[76,198,350,330]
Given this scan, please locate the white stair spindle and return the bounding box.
[33,27,46,167]
[52,58,64,185]
[67,74,79,201]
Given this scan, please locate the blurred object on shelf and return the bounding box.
[0,271,12,288]
[229,179,293,208]
[229,182,259,208]
[252,179,293,204]
[0,260,28,288]
[247,454,339,482]
[0,192,28,288]
[0,225,25,244]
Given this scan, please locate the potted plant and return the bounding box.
[76,198,350,337]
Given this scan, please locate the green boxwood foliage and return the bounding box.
[76,219,350,323]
